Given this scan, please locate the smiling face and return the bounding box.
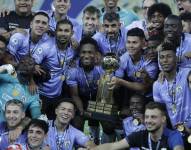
[80,43,96,67]
[164,17,183,43]
[129,95,145,116]
[149,11,165,29]
[56,23,73,45]
[15,0,33,16]
[27,125,46,149]
[126,36,144,57]
[5,104,25,129]
[103,19,120,39]
[144,108,166,132]
[159,50,177,73]
[55,102,75,125]
[31,14,49,37]
[82,12,100,34]
[53,0,71,15]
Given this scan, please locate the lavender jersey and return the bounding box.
[123,117,145,137]
[66,66,104,103]
[115,52,158,82]
[176,33,191,68]
[0,122,27,150]
[123,117,145,150]
[92,27,127,57]
[38,38,75,98]
[7,30,51,63]
[45,120,89,150]
[47,10,79,31]
[153,68,191,127]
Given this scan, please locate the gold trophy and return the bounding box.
[87,53,119,121]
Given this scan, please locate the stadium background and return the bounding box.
[0,0,178,21]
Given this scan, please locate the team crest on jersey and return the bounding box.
[64,140,71,149]
[37,47,43,54]
[12,38,19,45]
[176,86,182,93]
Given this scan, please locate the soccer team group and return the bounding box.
[0,0,191,149]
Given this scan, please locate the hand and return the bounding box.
[158,71,165,83]
[71,38,79,49]
[28,79,38,95]
[144,51,157,62]
[8,126,23,144]
[107,76,120,90]
[34,65,46,76]
[0,8,11,17]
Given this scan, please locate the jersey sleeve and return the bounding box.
[168,131,184,149]
[153,81,162,102]
[74,128,90,146]
[66,68,78,87]
[7,33,24,56]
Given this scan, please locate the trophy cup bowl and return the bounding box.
[86,53,120,122]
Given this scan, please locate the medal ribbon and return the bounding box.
[148,133,161,150]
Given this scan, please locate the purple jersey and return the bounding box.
[153,68,191,127]
[93,27,127,57]
[115,52,158,82]
[7,30,51,63]
[0,122,27,150]
[7,32,76,98]
[45,120,89,150]
[66,66,104,101]
[123,117,145,137]
[38,38,75,98]
[176,33,191,68]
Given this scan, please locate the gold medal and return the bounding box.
[60,59,64,66]
[187,135,191,143]
[172,104,177,114]
[135,71,141,78]
[133,118,139,126]
[60,75,65,81]
[176,124,184,132]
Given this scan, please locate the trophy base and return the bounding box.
[86,101,119,122]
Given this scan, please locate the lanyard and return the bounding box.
[167,77,176,105]
[56,46,69,69]
[148,133,161,150]
[82,68,94,100]
[28,32,40,56]
[55,126,68,150]
[106,35,120,55]
[26,144,43,150]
